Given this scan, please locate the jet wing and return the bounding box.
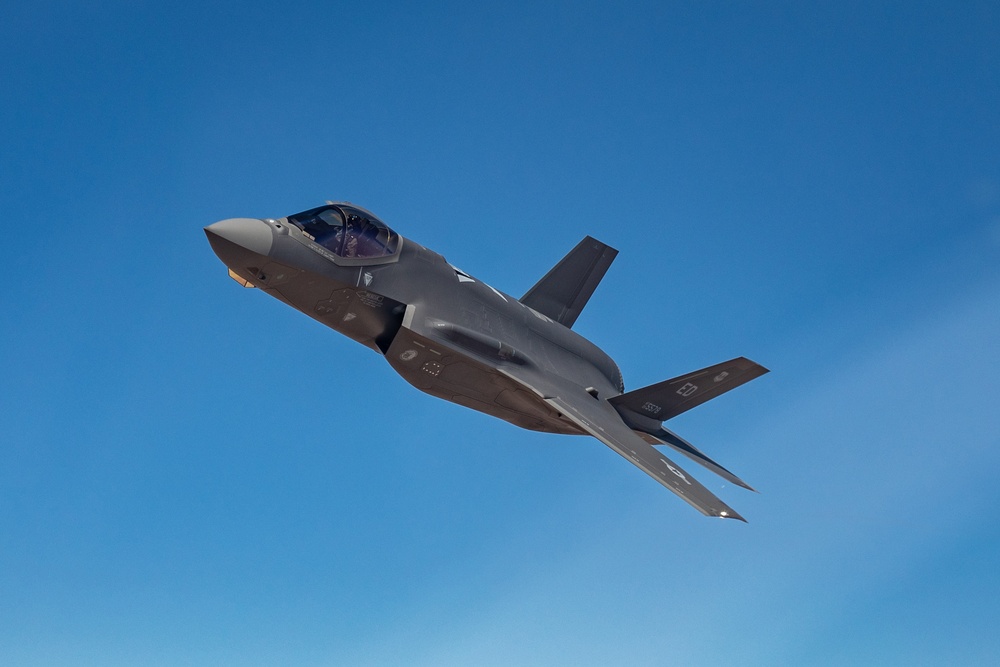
[542,391,746,521]
[493,365,745,520]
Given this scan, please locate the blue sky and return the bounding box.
[2,1,999,664]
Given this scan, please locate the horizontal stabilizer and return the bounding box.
[520,236,617,328]
[610,357,768,422]
[649,426,755,491]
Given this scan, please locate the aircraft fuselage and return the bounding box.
[206,211,622,434]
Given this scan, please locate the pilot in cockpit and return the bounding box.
[287,204,398,261]
[343,216,360,258]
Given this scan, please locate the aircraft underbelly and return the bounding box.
[385,325,583,435]
[270,273,406,353]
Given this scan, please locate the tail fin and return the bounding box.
[520,236,617,328]
[610,357,768,422]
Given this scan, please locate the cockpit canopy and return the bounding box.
[287,204,399,260]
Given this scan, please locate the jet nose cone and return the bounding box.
[205,218,274,267]
[205,218,274,256]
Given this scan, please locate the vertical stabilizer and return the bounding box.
[520,236,617,328]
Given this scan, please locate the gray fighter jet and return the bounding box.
[205,203,767,521]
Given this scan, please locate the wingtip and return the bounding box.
[717,509,747,523]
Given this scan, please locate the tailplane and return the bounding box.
[610,357,768,422]
[638,425,756,491]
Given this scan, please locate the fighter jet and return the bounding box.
[205,202,767,520]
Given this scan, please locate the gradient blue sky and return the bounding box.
[2,2,999,665]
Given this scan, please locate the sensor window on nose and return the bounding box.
[228,268,255,288]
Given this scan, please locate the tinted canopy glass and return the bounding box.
[287,204,399,259]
